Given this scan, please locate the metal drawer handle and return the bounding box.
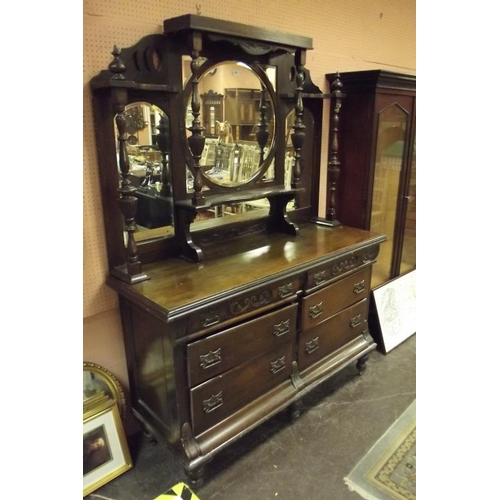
[203,392,223,413]
[278,283,294,298]
[309,302,323,319]
[273,319,291,337]
[202,314,220,328]
[350,314,362,328]
[270,355,286,374]
[313,270,327,286]
[353,280,365,294]
[199,348,222,369]
[305,337,320,354]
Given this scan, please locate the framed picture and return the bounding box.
[83,399,132,497]
[369,270,416,354]
[200,138,218,167]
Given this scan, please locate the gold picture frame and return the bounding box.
[83,361,126,421]
[83,399,132,497]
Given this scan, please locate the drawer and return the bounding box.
[305,248,379,291]
[187,303,297,387]
[190,342,293,435]
[187,277,301,335]
[298,298,368,371]
[301,267,370,331]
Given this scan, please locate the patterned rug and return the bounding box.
[344,400,416,500]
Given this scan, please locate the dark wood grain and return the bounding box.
[163,14,313,50]
[108,224,385,317]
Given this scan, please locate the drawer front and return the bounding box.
[298,299,368,371]
[302,267,371,331]
[187,277,301,335]
[190,343,293,435]
[305,247,379,291]
[187,303,298,387]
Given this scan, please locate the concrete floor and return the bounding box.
[87,334,416,500]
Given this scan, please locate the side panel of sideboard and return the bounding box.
[119,299,188,453]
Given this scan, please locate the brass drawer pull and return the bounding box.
[353,280,365,294]
[199,348,222,369]
[350,314,362,328]
[305,337,320,354]
[202,314,220,328]
[313,270,327,286]
[309,302,323,319]
[203,392,223,413]
[278,283,294,298]
[273,319,291,337]
[270,355,286,374]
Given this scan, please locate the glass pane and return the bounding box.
[185,61,276,188]
[114,102,174,243]
[371,104,408,288]
[186,61,275,190]
[400,140,416,275]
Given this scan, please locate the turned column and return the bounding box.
[186,32,206,206]
[156,115,172,197]
[291,49,306,192]
[255,84,269,166]
[109,46,149,283]
[326,72,345,226]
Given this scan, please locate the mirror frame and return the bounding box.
[84,362,126,421]
[182,60,279,192]
[90,17,325,281]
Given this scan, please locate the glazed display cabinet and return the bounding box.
[326,70,415,288]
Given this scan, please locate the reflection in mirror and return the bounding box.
[284,110,297,190]
[222,110,298,216]
[189,101,297,227]
[185,62,276,189]
[115,103,174,242]
[83,362,126,421]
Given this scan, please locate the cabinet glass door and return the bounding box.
[399,140,416,275]
[370,104,409,288]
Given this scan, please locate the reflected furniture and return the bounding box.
[326,70,416,288]
[224,87,271,141]
[200,90,223,137]
[134,188,173,229]
[90,14,386,484]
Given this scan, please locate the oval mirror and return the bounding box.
[184,61,277,189]
[114,102,174,243]
[83,362,126,421]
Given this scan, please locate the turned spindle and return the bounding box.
[291,50,306,191]
[156,115,172,197]
[110,46,148,282]
[186,32,206,205]
[255,84,269,166]
[326,72,345,226]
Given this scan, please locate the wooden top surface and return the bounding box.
[163,14,313,50]
[109,224,385,316]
